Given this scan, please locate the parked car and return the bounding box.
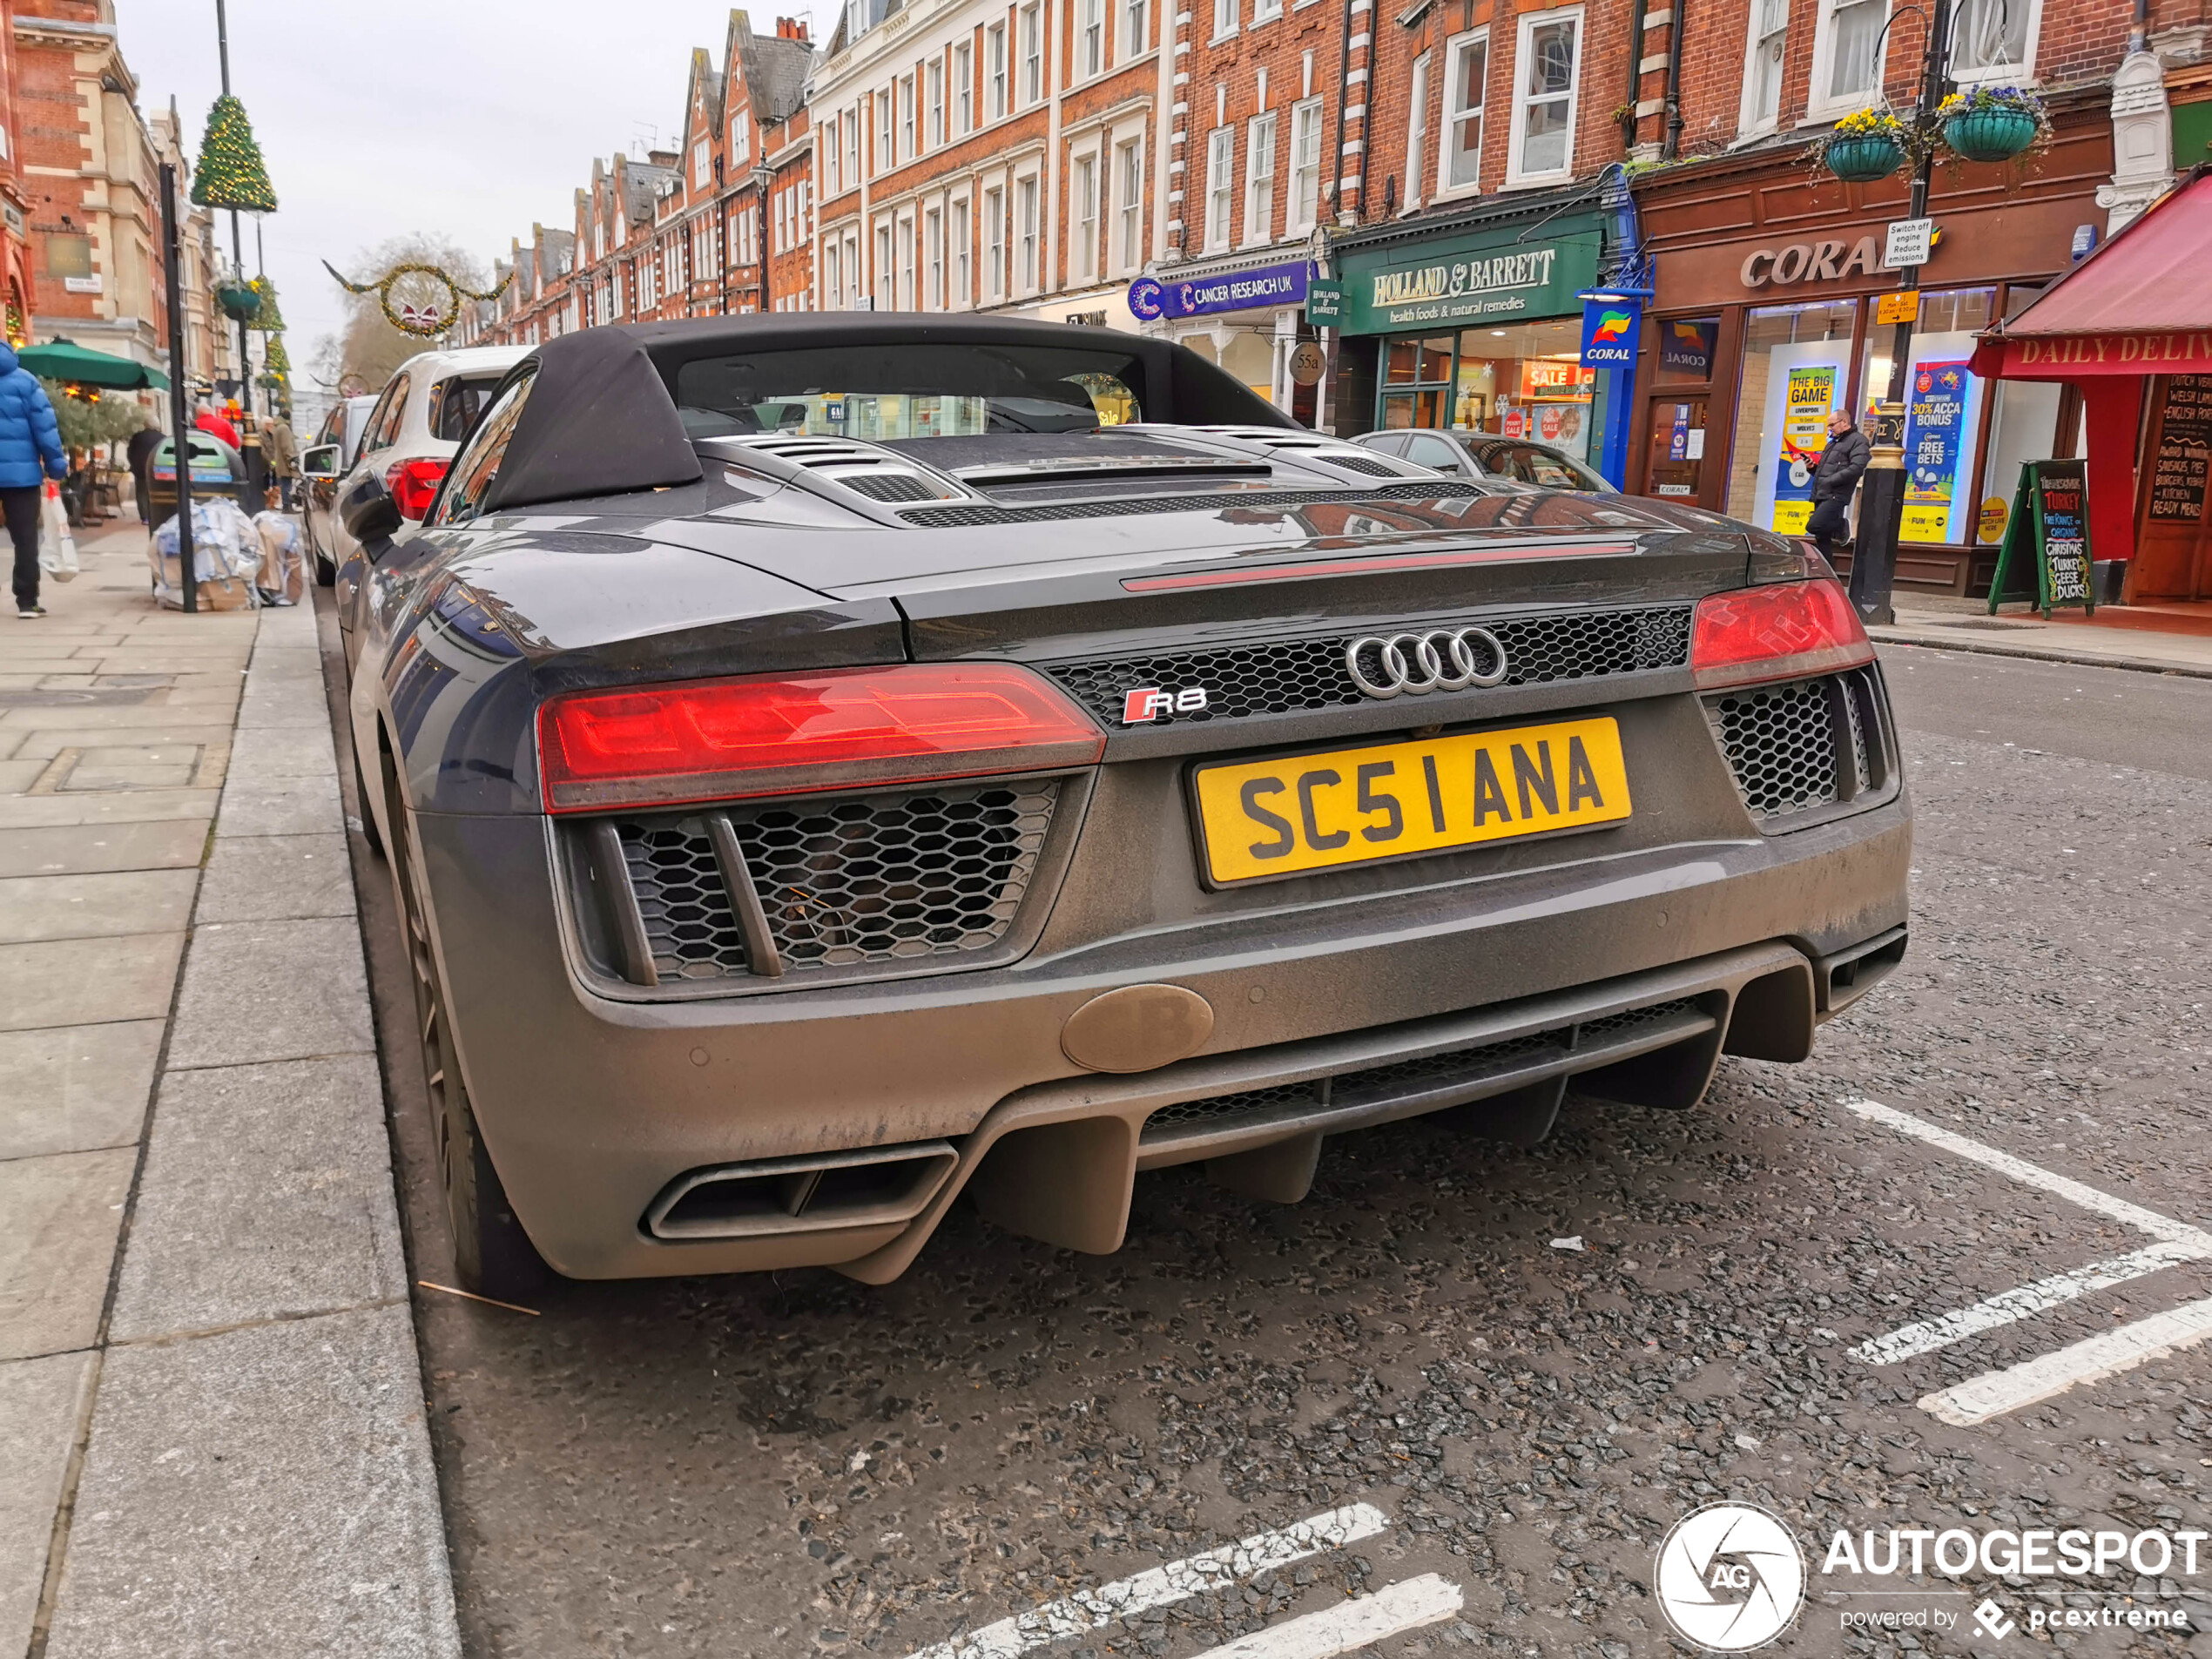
[336,315,1908,1298]
[300,345,528,619]
[300,395,376,585]
[1355,427,1618,492]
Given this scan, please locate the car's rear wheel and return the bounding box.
[316,552,335,588]
[387,760,549,1301]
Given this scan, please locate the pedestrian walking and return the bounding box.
[0,342,69,618]
[127,421,165,524]
[260,413,300,512]
[1806,408,1871,563]
[195,399,240,450]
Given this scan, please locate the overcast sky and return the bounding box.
[119,0,833,394]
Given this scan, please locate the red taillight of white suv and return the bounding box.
[385,456,450,521]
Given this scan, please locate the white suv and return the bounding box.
[301,346,529,652]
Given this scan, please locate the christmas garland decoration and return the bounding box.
[321,260,509,337]
[248,277,285,332]
[191,94,278,213]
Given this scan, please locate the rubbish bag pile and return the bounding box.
[150,500,264,610]
[252,511,307,606]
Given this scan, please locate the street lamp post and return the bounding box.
[752,165,775,314]
[1849,0,1954,625]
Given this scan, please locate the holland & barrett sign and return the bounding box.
[1339,222,1601,334]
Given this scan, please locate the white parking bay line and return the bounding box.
[1851,1241,2209,1366]
[1183,1575,1466,1659]
[1920,1297,2212,1426]
[899,1502,1390,1659]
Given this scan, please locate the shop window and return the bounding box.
[1507,10,1582,185]
[1858,287,1993,544]
[1811,0,1886,118]
[1656,316,1720,384]
[1741,0,1789,135]
[1647,398,1710,499]
[1951,0,2038,81]
[1454,319,1595,459]
[1441,31,1487,193]
[1728,300,1858,535]
[1379,336,1454,429]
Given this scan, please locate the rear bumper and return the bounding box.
[414,792,1910,1281]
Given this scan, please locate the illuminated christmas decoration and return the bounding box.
[321,260,509,337]
[248,277,285,332]
[190,94,278,213]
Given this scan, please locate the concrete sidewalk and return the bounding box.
[1873,596,2212,677]
[0,523,457,1658]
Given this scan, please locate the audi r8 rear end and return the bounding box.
[348,317,1909,1297]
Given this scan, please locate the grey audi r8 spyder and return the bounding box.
[336,316,1909,1298]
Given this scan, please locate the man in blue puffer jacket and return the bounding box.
[0,343,69,617]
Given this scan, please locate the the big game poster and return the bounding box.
[1768,362,1838,536]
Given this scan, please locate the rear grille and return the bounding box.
[1048,605,1693,729]
[899,479,1484,528]
[837,470,943,502]
[1704,666,1890,827]
[1323,454,1402,476]
[1141,1000,1697,1139]
[604,781,1060,984]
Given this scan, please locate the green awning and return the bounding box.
[17,338,171,390]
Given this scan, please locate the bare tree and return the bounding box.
[314,233,492,394]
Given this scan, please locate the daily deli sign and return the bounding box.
[1343,227,1598,333]
[1973,330,2212,379]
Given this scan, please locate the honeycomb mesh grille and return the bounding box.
[612,782,1058,980]
[1705,678,1839,819]
[1141,1000,1697,1136]
[899,479,1484,528]
[1047,605,1692,729]
[837,470,943,502]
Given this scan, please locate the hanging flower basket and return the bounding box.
[1824,134,1905,181]
[1939,87,2047,163]
[213,276,260,321]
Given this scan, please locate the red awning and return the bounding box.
[1971,165,2212,380]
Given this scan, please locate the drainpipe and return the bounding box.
[1330,0,1358,222]
[1660,0,1688,158]
[2128,0,2148,52]
[1622,0,1649,152]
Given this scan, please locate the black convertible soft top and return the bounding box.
[480,314,1291,513]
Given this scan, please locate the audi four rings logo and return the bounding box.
[1345,627,1510,699]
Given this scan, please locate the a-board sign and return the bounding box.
[1988,460,2094,617]
[2148,374,2212,523]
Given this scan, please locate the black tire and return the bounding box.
[351,743,385,859]
[315,551,336,587]
[388,765,549,1301]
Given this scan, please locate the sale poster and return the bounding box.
[1770,364,1838,536]
[1902,360,1973,543]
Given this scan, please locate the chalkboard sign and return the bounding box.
[2148,374,2212,523]
[1988,460,2095,617]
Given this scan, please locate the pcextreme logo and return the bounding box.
[1656,1503,1806,1651]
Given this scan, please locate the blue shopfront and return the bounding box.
[1331,205,1638,484]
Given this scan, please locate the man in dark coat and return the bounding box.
[0,343,69,617]
[1806,408,1871,561]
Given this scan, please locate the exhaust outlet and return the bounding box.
[645,1141,958,1241]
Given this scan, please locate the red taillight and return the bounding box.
[1691,578,1874,690]
[384,456,449,521]
[537,664,1107,813]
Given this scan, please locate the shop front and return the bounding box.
[1628,111,2114,594]
[1130,249,1320,422]
[1330,202,1627,475]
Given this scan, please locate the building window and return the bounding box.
[927,59,945,147]
[898,216,914,307]
[953,199,971,304]
[988,26,1008,118]
[1075,153,1099,276]
[900,76,915,158]
[1081,0,1103,76]
[1441,31,1486,192]
[1020,4,1042,103]
[986,187,1005,298]
[1741,0,1789,132]
[877,222,894,308]
[1117,138,1143,268]
[1212,0,1237,39]
[730,117,751,168]
[1244,111,1278,245]
[826,239,841,306]
[1507,8,1581,184]
[927,207,944,307]
[955,44,974,131]
[1811,0,1886,114]
[1951,0,2037,80]
[1018,175,1039,291]
[1123,0,1146,58]
[1205,126,1234,249]
[1405,51,1431,208]
[845,107,860,183]
[1290,97,1323,230]
[876,89,894,171]
[692,138,710,187]
[1253,0,1279,21]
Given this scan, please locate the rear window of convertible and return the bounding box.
[670,342,1145,439]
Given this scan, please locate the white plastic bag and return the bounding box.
[252,509,303,605]
[37,481,78,583]
[150,499,264,610]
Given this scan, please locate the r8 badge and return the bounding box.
[1122,686,1209,724]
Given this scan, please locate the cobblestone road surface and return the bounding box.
[342,643,2212,1659]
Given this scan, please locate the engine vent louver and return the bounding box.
[899,478,1485,528]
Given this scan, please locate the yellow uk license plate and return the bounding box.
[1192,717,1632,884]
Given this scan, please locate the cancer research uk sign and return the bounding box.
[1126,260,1309,322]
[1342,230,1600,334]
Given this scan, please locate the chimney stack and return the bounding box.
[776,16,809,38]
